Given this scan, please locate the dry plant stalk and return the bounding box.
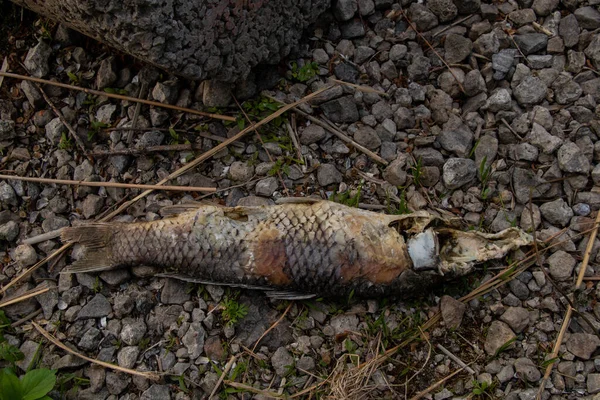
[32,321,161,380]
[0,284,51,308]
[0,174,216,193]
[0,71,235,122]
[536,207,600,400]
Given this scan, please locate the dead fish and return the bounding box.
[61,198,533,299]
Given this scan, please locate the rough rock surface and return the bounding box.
[11,0,331,82]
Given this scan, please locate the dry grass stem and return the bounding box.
[0,173,216,193]
[0,244,68,295]
[0,284,51,308]
[90,143,207,156]
[0,71,235,122]
[576,209,600,288]
[209,355,238,399]
[432,14,475,37]
[501,118,524,140]
[328,78,389,96]
[408,368,464,400]
[22,229,64,245]
[32,321,161,380]
[285,119,305,168]
[0,57,8,89]
[223,380,284,398]
[436,344,475,374]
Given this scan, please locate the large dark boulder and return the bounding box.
[11,0,332,82]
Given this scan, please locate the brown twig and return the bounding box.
[89,143,207,157]
[408,368,465,400]
[436,344,475,375]
[286,105,389,165]
[34,77,88,155]
[105,127,227,143]
[432,14,475,37]
[223,380,284,398]
[285,119,305,169]
[508,35,531,67]
[11,309,42,328]
[252,303,293,352]
[501,118,524,141]
[402,11,465,94]
[126,82,146,144]
[0,174,216,192]
[0,71,235,122]
[32,321,161,380]
[328,78,389,96]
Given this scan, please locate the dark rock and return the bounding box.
[484,321,515,355]
[78,294,112,319]
[354,126,381,150]
[513,76,547,106]
[317,164,343,186]
[440,295,466,329]
[559,14,580,48]
[442,158,476,189]
[513,33,548,55]
[96,57,117,90]
[557,141,591,174]
[428,0,458,22]
[408,3,439,31]
[444,34,473,64]
[24,40,52,78]
[574,6,600,30]
[321,96,359,123]
[334,62,359,83]
[334,0,358,21]
[532,0,559,16]
[474,31,500,57]
[566,333,600,360]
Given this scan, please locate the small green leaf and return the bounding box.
[21,368,56,400]
[0,368,23,400]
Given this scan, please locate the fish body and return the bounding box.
[61,199,532,298]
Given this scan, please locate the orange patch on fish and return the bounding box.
[253,227,292,285]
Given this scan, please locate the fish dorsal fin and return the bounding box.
[159,201,221,217]
[275,197,322,205]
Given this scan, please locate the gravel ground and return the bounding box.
[1,1,600,399]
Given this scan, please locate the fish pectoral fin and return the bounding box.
[159,201,221,217]
[156,274,316,300]
[155,273,277,291]
[275,197,322,205]
[266,291,317,300]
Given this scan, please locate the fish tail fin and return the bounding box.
[61,223,117,273]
